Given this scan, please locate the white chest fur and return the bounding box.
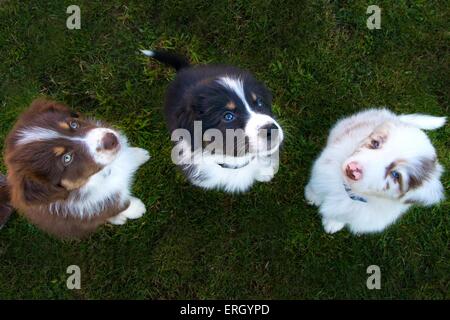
[49,139,150,218]
[187,153,278,193]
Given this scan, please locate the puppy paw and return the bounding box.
[304,184,321,206]
[256,167,275,182]
[108,212,128,225]
[322,219,345,234]
[121,197,146,219]
[256,173,274,182]
[132,148,151,166]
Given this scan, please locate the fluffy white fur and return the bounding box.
[176,140,279,192]
[67,134,149,224]
[305,109,445,234]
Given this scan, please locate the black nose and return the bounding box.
[102,133,119,151]
[259,123,279,138]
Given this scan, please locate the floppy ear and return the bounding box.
[399,114,446,130]
[22,175,69,205]
[0,204,13,228]
[0,175,10,204]
[22,99,70,120]
[403,163,445,206]
[176,95,199,131]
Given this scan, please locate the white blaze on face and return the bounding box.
[84,128,121,166]
[16,126,121,166]
[217,76,284,154]
[16,127,64,145]
[245,113,283,154]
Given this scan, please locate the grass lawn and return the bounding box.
[0,0,448,299]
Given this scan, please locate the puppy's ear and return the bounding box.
[403,163,445,206]
[0,204,13,229]
[176,97,198,131]
[25,99,71,117]
[22,175,69,205]
[399,114,446,130]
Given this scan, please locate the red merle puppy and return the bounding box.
[0,99,150,239]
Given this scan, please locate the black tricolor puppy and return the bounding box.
[141,50,284,193]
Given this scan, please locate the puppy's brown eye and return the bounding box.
[69,121,79,130]
[370,139,380,149]
[62,153,74,165]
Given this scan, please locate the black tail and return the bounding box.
[0,174,13,230]
[140,49,190,71]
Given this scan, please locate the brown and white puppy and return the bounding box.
[305,109,446,234]
[1,99,150,239]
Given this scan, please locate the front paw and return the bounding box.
[256,167,275,182]
[121,197,146,219]
[256,171,274,182]
[304,184,321,206]
[322,219,345,234]
[108,213,128,225]
[132,148,151,166]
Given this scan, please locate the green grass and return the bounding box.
[0,0,448,299]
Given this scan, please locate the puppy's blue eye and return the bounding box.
[69,121,79,129]
[62,153,73,165]
[390,170,400,180]
[223,112,235,122]
[256,97,264,108]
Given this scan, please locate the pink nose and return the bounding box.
[102,132,119,151]
[345,161,363,181]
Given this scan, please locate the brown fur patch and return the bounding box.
[398,174,404,194]
[384,160,406,178]
[385,162,396,178]
[333,121,375,144]
[53,147,66,156]
[385,160,407,195]
[61,178,87,191]
[59,122,70,130]
[407,158,436,190]
[18,196,130,239]
[226,101,236,110]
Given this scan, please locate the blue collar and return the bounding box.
[218,160,250,169]
[344,184,368,203]
[217,156,255,170]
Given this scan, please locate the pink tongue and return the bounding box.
[348,163,359,171]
